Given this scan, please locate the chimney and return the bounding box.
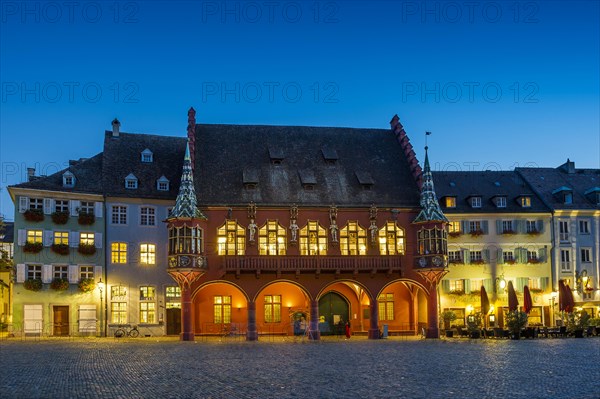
[187,107,196,171]
[27,167,35,182]
[112,118,121,137]
[560,158,576,174]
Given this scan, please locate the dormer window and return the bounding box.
[584,187,600,205]
[141,149,153,163]
[157,176,169,191]
[62,171,76,188]
[243,169,259,190]
[355,171,374,190]
[552,186,573,205]
[125,173,138,189]
[494,196,507,208]
[470,196,482,208]
[299,169,317,190]
[268,147,284,165]
[321,146,338,164]
[445,197,456,208]
[519,196,531,208]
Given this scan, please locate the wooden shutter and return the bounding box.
[482,249,490,263]
[43,198,52,215]
[42,264,52,283]
[537,220,544,233]
[464,279,471,293]
[541,277,549,291]
[16,264,25,283]
[497,248,504,264]
[69,232,80,248]
[495,220,502,234]
[19,196,28,213]
[481,220,489,234]
[78,305,97,333]
[515,220,525,234]
[483,278,493,293]
[95,233,103,249]
[441,280,450,293]
[462,248,470,264]
[517,277,528,292]
[43,230,53,247]
[17,229,26,246]
[95,202,103,218]
[461,221,468,233]
[68,265,79,283]
[70,200,80,216]
[538,247,547,262]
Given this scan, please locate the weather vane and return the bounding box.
[425,131,431,148]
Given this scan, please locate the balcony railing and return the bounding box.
[222,256,402,274]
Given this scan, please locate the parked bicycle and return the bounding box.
[114,325,140,338]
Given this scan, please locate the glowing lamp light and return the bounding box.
[466,304,474,314]
[499,279,506,290]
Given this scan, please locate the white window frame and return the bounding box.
[79,265,94,280]
[141,149,153,163]
[496,197,506,208]
[140,243,156,265]
[560,249,571,272]
[79,201,95,215]
[111,205,128,225]
[470,197,482,208]
[140,207,156,227]
[559,221,569,242]
[520,197,531,208]
[579,220,590,234]
[580,248,591,263]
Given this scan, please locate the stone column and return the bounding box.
[309,300,320,340]
[368,298,380,339]
[181,286,194,341]
[246,301,258,341]
[426,287,440,338]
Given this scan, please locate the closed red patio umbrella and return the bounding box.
[558,279,567,312]
[481,285,490,328]
[523,285,533,314]
[507,280,519,312]
[563,283,575,313]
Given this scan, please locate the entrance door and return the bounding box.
[318,292,349,335]
[53,306,69,336]
[166,308,181,335]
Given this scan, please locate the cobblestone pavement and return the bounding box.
[1,336,599,399]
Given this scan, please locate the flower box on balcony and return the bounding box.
[527,230,541,236]
[50,278,69,291]
[78,278,96,293]
[470,259,485,265]
[502,230,516,235]
[23,209,44,222]
[448,290,465,296]
[505,259,517,265]
[449,232,462,238]
[51,211,70,225]
[23,278,43,291]
[527,258,540,264]
[51,243,70,255]
[77,244,97,256]
[78,212,95,225]
[23,241,43,253]
[448,259,464,264]
[469,229,484,237]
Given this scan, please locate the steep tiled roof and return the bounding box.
[517,162,600,210]
[9,154,104,195]
[102,131,187,199]
[432,171,548,213]
[193,124,421,207]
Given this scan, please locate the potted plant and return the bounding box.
[23,241,43,253]
[448,289,465,296]
[77,243,97,256]
[449,231,462,238]
[51,211,70,224]
[51,243,70,255]
[505,310,528,339]
[466,313,483,338]
[441,310,457,337]
[470,229,484,237]
[527,258,541,264]
[23,278,43,291]
[78,278,96,293]
[50,277,69,291]
[23,209,44,222]
[566,310,591,338]
[78,211,95,225]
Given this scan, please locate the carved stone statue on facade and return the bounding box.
[248,219,257,242]
[290,219,299,242]
[369,220,378,244]
[330,219,338,243]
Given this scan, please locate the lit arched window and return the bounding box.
[299,221,327,255]
[378,222,405,255]
[217,220,245,255]
[340,221,367,256]
[417,227,447,255]
[259,220,286,255]
[168,225,203,255]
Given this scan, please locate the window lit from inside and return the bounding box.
[264,295,281,323]
[217,220,245,255]
[340,221,367,256]
[378,222,405,255]
[259,220,286,255]
[378,293,394,321]
[214,296,231,324]
[299,221,327,255]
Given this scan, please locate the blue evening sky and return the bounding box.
[1,0,599,219]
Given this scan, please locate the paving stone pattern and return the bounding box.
[1,337,599,399]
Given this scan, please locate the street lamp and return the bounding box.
[549,291,557,326]
[98,278,104,337]
[495,275,506,294]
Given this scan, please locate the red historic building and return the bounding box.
[167,109,448,340]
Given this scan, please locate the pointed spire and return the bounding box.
[171,140,206,219]
[413,146,448,224]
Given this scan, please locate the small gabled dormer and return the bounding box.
[242,169,259,190]
[141,149,153,163]
[157,175,170,191]
[355,171,374,190]
[492,195,507,208]
[467,195,482,208]
[298,169,316,190]
[443,196,456,208]
[62,171,76,188]
[268,147,284,165]
[584,187,600,205]
[552,186,573,204]
[321,146,338,165]
[125,173,138,189]
[517,195,532,208]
